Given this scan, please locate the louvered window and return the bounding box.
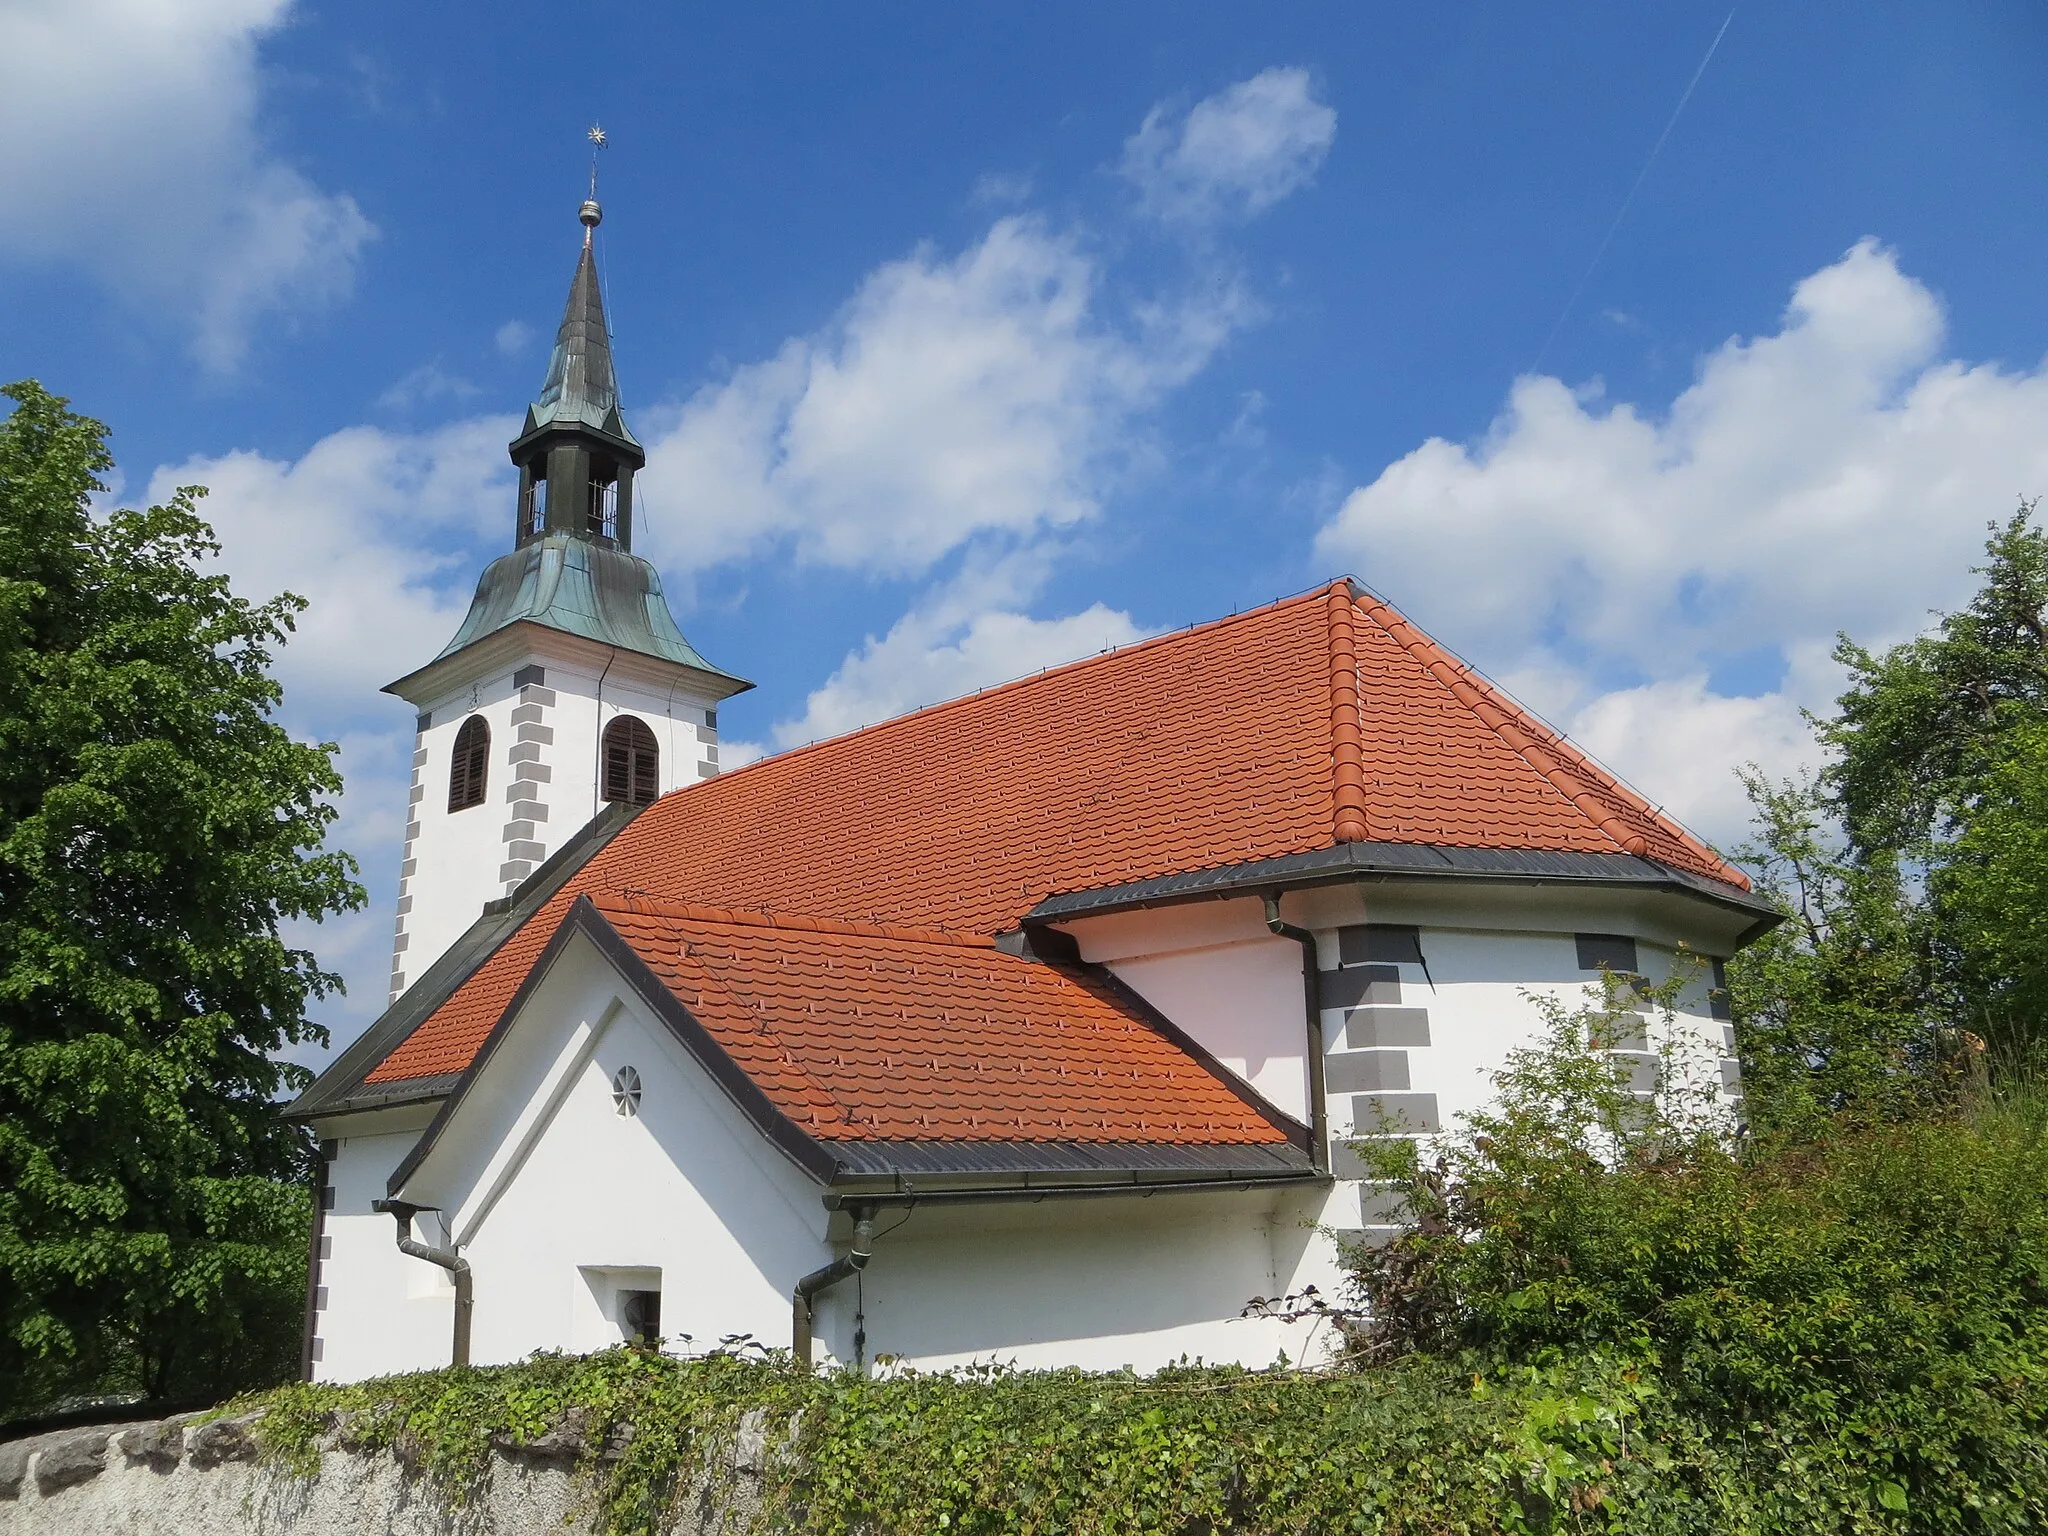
[448,715,490,811]
[602,715,660,807]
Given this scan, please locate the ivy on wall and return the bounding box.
[244,1338,2042,1536]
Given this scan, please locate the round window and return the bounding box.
[611,1065,642,1117]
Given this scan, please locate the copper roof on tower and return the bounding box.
[394,533,749,691]
[518,240,640,453]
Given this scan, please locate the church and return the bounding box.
[291,194,1775,1382]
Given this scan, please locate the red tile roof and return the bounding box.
[588,895,1291,1144]
[366,580,1740,1088]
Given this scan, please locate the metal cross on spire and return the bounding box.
[581,124,608,246]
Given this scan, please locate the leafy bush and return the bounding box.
[1347,977,2048,1532]
[242,1332,2044,1535]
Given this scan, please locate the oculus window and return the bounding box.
[611,1065,642,1117]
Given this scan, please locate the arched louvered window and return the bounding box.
[448,715,490,812]
[602,715,659,807]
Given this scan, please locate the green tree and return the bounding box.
[1725,771,1940,1126]
[0,380,364,1417]
[1729,506,2048,1081]
[1824,505,2048,859]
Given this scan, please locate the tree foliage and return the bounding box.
[1340,981,2048,1534]
[0,380,364,1416]
[1724,504,2048,1094]
[1723,773,1944,1127]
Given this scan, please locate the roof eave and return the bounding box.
[286,802,646,1122]
[380,617,754,705]
[1025,841,1785,947]
[820,1162,1325,1210]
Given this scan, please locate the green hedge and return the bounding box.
[244,1341,2046,1536]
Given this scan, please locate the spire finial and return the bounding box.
[581,124,607,247]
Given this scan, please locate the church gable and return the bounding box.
[588,895,1302,1147]
[389,894,1308,1215]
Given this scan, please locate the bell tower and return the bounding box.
[510,195,644,552]
[380,193,751,1002]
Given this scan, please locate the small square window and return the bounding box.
[1337,924,1424,967]
[1575,933,1638,973]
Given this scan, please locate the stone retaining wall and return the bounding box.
[0,1411,759,1535]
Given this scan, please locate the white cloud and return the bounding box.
[0,0,374,369]
[638,215,1249,581]
[144,417,514,1046]
[376,362,480,413]
[771,556,1153,749]
[149,415,514,719]
[1319,239,2048,845]
[495,320,535,357]
[1562,674,1821,848]
[1121,67,1336,226]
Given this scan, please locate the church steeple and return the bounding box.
[377,168,749,1006]
[508,195,645,550]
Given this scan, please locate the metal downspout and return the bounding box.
[791,1205,877,1371]
[1264,893,1331,1175]
[373,1200,473,1367]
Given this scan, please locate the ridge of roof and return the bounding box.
[1324,580,1370,844]
[592,892,995,950]
[1344,584,1748,890]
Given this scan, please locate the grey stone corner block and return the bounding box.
[1341,1007,1431,1050]
[1350,1091,1442,1134]
[1325,1049,1412,1095]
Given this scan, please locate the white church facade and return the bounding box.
[292,198,1775,1382]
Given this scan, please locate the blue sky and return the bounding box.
[5,1,2048,1052]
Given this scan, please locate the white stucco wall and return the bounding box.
[380,934,825,1367]
[311,1109,450,1383]
[842,1188,1336,1373]
[389,629,727,999]
[1077,902,1311,1123]
[360,931,1344,1376]
[316,873,1751,1384]
[1060,881,1745,1254]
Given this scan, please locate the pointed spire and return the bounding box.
[522,192,638,450]
[507,179,646,554]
